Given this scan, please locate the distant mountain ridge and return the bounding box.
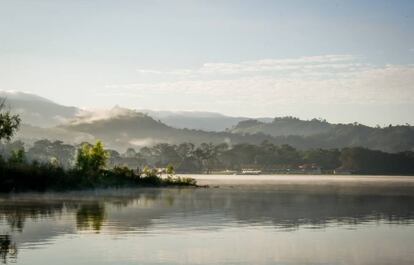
[229,117,414,153]
[2,91,414,153]
[230,117,333,137]
[0,90,80,127]
[141,109,273,131]
[60,110,414,153]
[0,90,271,131]
[61,110,276,150]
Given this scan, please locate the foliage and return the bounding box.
[166,164,175,175]
[163,175,197,186]
[2,134,414,193]
[26,140,76,169]
[0,103,197,192]
[230,117,414,153]
[3,139,414,176]
[0,99,21,142]
[0,140,197,192]
[339,147,414,175]
[0,157,197,192]
[8,149,25,164]
[76,141,109,174]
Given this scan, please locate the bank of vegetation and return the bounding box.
[2,139,414,177]
[0,141,196,192]
[1,100,414,193]
[0,102,196,192]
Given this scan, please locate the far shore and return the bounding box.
[182,174,414,188]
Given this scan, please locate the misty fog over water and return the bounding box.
[1,175,413,265]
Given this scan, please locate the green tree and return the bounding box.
[76,141,109,173]
[8,148,25,164]
[166,164,175,175]
[0,99,20,141]
[303,148,341,169]
[26,140,76,169]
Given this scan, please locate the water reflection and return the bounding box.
[0,183,413,264]
[0,235,17,264]
[1,187,413,233]
[76,204,105,232]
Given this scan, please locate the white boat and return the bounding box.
[239,169,262,175]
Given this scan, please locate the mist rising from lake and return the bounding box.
[1,175,413,265]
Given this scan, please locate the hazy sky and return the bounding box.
[1,0,413,125]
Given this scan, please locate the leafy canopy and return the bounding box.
[76,141,109,173]
[0,99,20,141]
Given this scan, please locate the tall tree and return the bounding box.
[0,99,20,141]
[76,141,109,173]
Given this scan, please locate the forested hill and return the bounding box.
[59,113,414,153]
[141,110,273,131]
[4,91,413,153]
[229,117,414,152]
[0,91,80,127]
[61,111,276,151]
[0,90,272,131]
[230,117,333,136]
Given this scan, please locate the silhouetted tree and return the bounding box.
[0,99,20,142]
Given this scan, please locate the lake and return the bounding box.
[1,175,414,265]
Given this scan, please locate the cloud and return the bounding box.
[108,55,414,110]
[196,55,359,75]
[136,69,165,75]
[70,106,141,124]
[136,54,363,76]
[129,138,164,147]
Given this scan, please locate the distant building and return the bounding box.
[296,163,322,174]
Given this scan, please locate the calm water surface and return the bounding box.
[1,175,414,265]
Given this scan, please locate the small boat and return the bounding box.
[239,169,262,175]
[210,170,238,175]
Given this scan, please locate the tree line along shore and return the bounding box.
[0,141,196,192]
[3,139,414,177]
[1,102,414,192]
[0,103,196,192]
